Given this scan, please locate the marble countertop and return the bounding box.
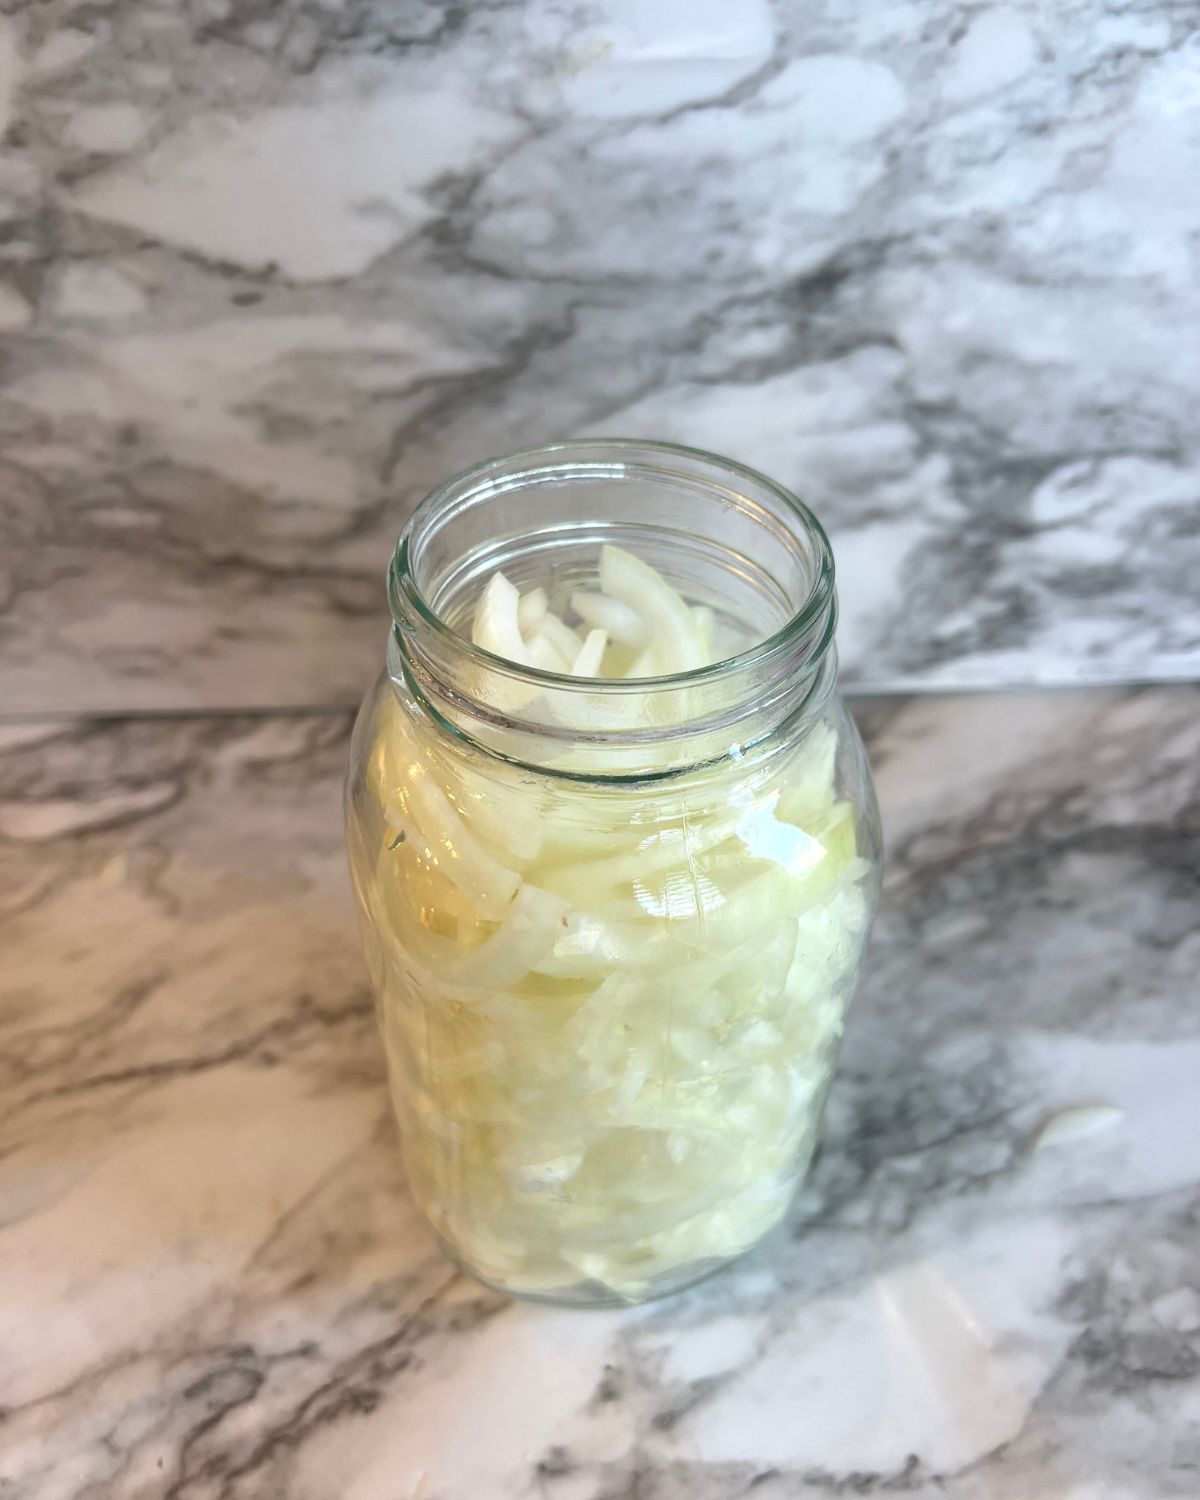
[2,684,1198,1499]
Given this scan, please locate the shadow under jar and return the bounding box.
[345,440,882,1307]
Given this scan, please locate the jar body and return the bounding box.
[346,668,881,1305]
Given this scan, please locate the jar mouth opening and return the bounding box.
[389,438,836,694]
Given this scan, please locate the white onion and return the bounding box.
[517,585,549,636]
[359,547,870,1299]
[570,589,648,647]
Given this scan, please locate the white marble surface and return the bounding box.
[1,1,1198,712]
[2,685,1198,1497]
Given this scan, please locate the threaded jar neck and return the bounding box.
[387,440,839,781]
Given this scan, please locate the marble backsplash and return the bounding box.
[1,0,1197,713]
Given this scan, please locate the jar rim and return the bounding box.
[389,437,836,694]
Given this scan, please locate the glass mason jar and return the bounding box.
[346,440,882,1307]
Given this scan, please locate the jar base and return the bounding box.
[432,1231,738,1309]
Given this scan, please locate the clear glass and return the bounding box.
[346,441,882,1306]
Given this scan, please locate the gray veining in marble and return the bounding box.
[0,1,1197,712]
[2,685,1197,1497]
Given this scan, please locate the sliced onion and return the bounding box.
[517,585,549,636]
[691,605,715,663]
[600,544,707,673]
[472,571,531,666]
[383,759,520,923]
[532,612,584,664]
[571,627,609,677]
[355,546,870,1299]
[526,631,571,673]
[570,590,647,647]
